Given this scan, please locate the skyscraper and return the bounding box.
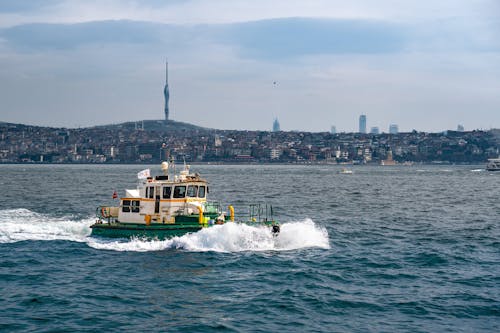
[273,118,280,132]
[359,115,367,134]
[164,60,170,122]
[389,124,399,134]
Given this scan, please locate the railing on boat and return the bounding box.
[95,206,119,223]
[94,202,276,224]
[233,203,275,223]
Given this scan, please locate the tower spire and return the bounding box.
[165,60,168,84]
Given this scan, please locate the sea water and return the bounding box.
[0,164,498,332]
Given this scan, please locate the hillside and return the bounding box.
[91,119,211,132]
[0,119,211,133]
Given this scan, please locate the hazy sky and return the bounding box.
[0,0,499,132]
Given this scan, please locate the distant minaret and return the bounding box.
[164,60,170,122]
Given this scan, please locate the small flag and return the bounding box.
[112,190,118,199]
[137,168,151,179]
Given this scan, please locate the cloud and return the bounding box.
[1,0,498,28]
[0,0,60,13]
[0,18,407,58]
[0,20,168,51]
[217,18,406,59]
[0,1,499,131]
[2,15,497,61]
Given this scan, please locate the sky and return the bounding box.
[0,0,499,132]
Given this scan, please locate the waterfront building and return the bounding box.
[270,148,281,160]
[381,149,397,165]
[359,115,367,134]
[214,135,222,147]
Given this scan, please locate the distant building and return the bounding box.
[359,115,367,134]
[134,121,144,131]
[164,60,170,121]
[370,127,379,134]
[457,124,465,132]
[270,148,281,160]
[330,126,336,134]
[381,149,397,166]
[389,124,399,134]
[214,134,222,147]
[273,118,280,132]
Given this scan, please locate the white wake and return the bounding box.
[0,208,92,243]
[0,209,330,252]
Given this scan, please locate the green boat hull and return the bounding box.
[90,222,204,239]
[90,220,280,240]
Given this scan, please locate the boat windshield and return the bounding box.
[187,185,198,197]
[146,186,154,199]
[173,186,186,198]
[199,186,206,198]
[163,186,172,199]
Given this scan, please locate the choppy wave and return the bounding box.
[0,208,92,243]
[0,209,329,252]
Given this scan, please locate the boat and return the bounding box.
[90,161,280,239]
[339,168,353,174]
[486,157,500,171]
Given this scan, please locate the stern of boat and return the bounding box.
[95,205,119,224]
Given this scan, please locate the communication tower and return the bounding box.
[164,60,170,122]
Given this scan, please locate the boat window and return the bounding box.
[122,199,140,213]
[187,185,198,198]
[198,186,206,198]
[122,200,131,212]
[131,200,140,213]
[173,186,186,198]
[148,186,154,199]
[163,186,172,199]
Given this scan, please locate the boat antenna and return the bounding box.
[171,155,176,179]
[182,156,190,173]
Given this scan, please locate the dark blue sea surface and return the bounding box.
[0,164,498,332]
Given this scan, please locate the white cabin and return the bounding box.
[117,164,212,224]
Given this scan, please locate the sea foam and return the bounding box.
[0,209,329,252]
[0,208,92,243]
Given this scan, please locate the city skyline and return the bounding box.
[0,1,499,132]
[2,121,497,164]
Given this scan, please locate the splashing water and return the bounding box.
[0,208,92,243]
[0,209,329,252]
